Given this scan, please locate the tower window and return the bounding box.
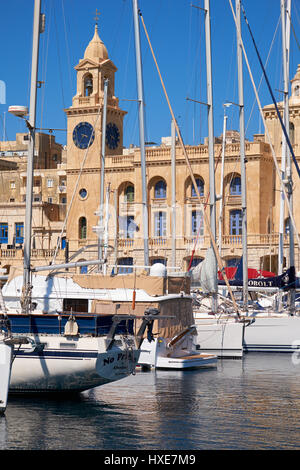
[79,217,87,239]
[84,74,93,96]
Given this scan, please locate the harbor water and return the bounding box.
[1,353,300,451]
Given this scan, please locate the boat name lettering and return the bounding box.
[103,352,127,366]
[248,279,273,287]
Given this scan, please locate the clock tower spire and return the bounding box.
[64,16,127,255]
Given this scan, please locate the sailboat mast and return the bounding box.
[132,0,149,268]
[98,78,108,271]
[218,107,228,255]
[171,120,176,268]
[280,0,295,313]
[23,0,42,312]
[204,0,218,309]
[236,0,248,309]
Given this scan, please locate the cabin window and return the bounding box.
[230,176,241,196]
[79,217,87,239]
[63,298,88,313]
[191,178,204,197]
[154,180,166,199]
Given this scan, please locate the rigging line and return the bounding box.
[245,14,281,135]
[61,0,73,97]
[287,8,300,51]
[51,106,102,264]
[40,0,52,133]
[53,4,65,110]
[187,144,223,271]
[228,0,300,251]
[240,1,300,179]
[138,9,240,316]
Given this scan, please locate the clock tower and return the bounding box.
[64,20,126,255]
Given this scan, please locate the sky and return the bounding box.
[0,0,299,149]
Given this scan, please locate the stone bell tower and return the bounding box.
[64,17,126,255]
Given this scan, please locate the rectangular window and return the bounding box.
[15,223,24,244]
[126,216,135,238]
[0,223,8,243]
[48,197,53,203]
[47,179,53,188]
[191,210,204,236]
[10,181,16,189]
[230,210,242,235]
[154,211,166,237]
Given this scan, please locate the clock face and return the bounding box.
[73,122,95,149]
[106,122,120,150]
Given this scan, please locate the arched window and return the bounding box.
[191,178,204,197]
[151,258,167,266]
[188,257,203,269]
[289,122,295,145]
[154,180,166,199]
[295,85,300,96]
[284,217,290,235]
[125,184,134,203]
[84,74,93,96]
[226,258,240,267]
[79,217,87,239]
[230,176,241,195]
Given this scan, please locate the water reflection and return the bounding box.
[1,354,300,450]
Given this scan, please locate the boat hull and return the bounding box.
[243,315,300,353]
[155,353,217,370]
[193,314,245,358]
[138,337,217,370]
[7,334,139,393]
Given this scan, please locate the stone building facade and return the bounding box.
[0,25,299,277]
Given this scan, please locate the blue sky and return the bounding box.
[0,0,299,148]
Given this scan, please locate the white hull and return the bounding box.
[155,353,217,370]
[193,313,245,358]
[243,314,300,353]
[138,338,217,370]
[3,334,139,393]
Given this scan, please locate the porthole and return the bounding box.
[79,188,87,199]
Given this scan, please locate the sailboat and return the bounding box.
[0,0,153,414]
[136,0,250,359]
[228,0,300,353]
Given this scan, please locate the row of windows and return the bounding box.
[123,176,242,201]
[0,223,24,244]
[78,210,292,240]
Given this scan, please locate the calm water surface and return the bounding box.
[1,353,300,450]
